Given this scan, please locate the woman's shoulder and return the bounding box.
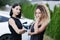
[8,18,15,23]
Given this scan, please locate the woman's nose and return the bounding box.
[18,10,20,12]
[36,14,39,16]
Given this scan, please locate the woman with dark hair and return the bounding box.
[8,3,26,40]
[28,4,50,40]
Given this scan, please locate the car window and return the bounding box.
[0,16,9,22]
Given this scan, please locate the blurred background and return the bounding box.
[0,0,60,40]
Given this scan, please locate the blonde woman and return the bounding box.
[28,4,50,40]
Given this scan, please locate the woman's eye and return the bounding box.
[19,9,21,11]
[16,8,18,10]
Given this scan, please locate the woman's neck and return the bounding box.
[12,15,16,18]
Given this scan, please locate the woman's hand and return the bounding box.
[35,17,40,25]
[28,32,33,36]
[21,29,27,34]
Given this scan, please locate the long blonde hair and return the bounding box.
[34,4,50,24]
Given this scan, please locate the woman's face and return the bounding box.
[12,5,21,16]
[35,9,42,19]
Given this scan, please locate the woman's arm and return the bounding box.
[9,18,26,34]
[28,20,39,35]
[29,20,50,35]
[38,21,49,33]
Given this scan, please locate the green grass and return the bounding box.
[43,34,54,40]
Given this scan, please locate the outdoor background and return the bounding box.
[0,0,60,40]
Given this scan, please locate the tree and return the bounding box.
[0,0,10,6]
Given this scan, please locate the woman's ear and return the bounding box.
[12,8,14,11]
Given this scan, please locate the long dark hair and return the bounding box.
[10,3,22,18]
